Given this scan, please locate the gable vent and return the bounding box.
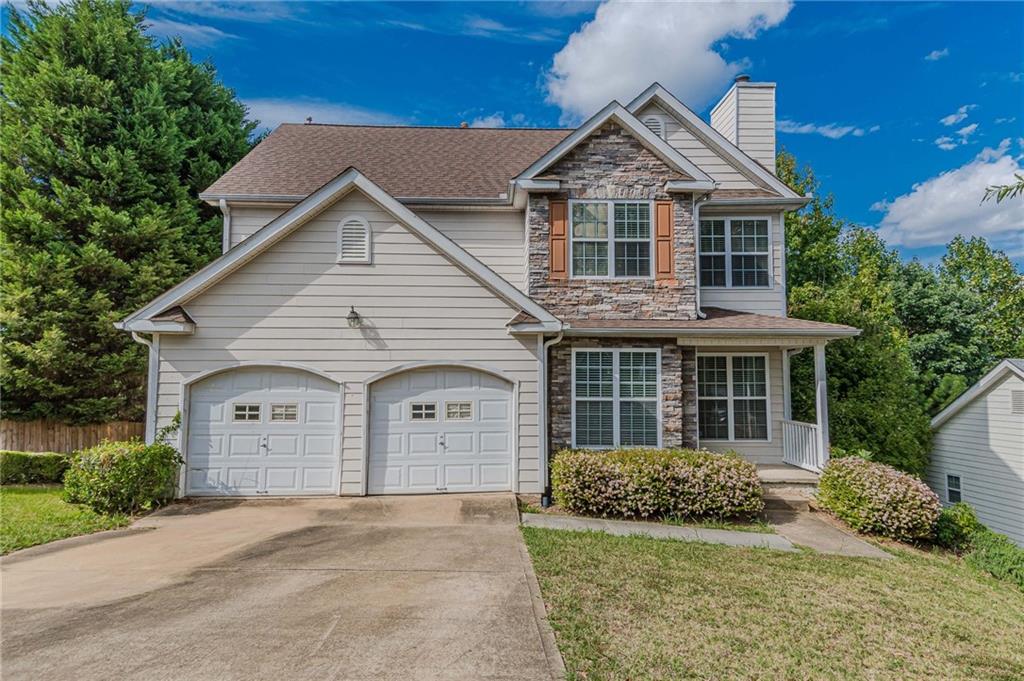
[337,216,371,264]
[642,115,665,139]
[1012,390,1024,415]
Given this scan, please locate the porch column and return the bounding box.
[813,343,830,466]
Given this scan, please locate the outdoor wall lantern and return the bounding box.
[346,305,362,328]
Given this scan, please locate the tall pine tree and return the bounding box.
[1,0,255,423]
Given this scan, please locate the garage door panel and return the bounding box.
[226,467,260,490]
[408,432,439,455]
[228,434,262,456]
[409,372,438,390]
[301,468,335,490]
[443,371,474,389]
[304,434,337,457]
[444,465,474,486]
[266,435,299,456]
[479,431,510,453]
[407,465,439,488]
[265,468,298,491]
[480,464,510,486]
[230,372,265,391]
[305,401,338,424]
[479,399,510,421]
[444,432,475,454]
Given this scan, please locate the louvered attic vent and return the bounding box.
[1012,390,1024,415]
[642,115,665,139]
[337,216,371,264]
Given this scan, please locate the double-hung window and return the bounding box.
[697,354,770,441]
[946,475,962,504]
[572,348,660,447]
[699,218,770,287]
[571,201,653,278]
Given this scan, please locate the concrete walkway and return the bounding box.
[2,494,564,681]
[521,513,796,551]
[767,510,893,559]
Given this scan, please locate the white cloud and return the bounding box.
[776,119,878,139]
[939,104,976,126]
[874,139,1023,249]
[995,117,1017,124]
[924,47,949,61]
[244,98,406,130]
[469,113,506,128]
[957,123,978,140]
[144,18,237,46]
[463,16,562,42]
[934,136,958,151]
[545,0,792,123]
[935,122,981,150]
[147,1,301,23]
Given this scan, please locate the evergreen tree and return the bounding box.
[1,0,255,422]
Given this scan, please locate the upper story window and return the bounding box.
[571,201,653,279]
[337,215,371,264]
[699,218,771,288]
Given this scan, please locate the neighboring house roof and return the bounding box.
[201,124,571,201]
[120,168,560,330]
[932,359,1024,428]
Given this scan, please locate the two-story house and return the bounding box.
[117,77,859,498]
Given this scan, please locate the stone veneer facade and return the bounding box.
[526,121,698,321]
[548,339,698,454]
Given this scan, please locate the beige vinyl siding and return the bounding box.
[417,208,527,291]
[698,346,785,464]
[638,104,765,191]
[228,205,289,249]
[927,373,1024,545]
[709,93,737,145]
[698,209,787,316]
[158,188,541,494]
[736,86,776,173]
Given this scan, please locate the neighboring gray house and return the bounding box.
[117,77,858,498]
[927,360,1024,546]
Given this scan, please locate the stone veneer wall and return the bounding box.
[527,121,698,321]
[548,339,698,456]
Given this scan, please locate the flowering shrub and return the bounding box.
[817,457,940,541]
[64,440,183,514]
[550,448,764,520]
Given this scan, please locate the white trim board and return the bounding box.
[931,359,1024,428]
[120,168,558,329]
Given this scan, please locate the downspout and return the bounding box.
[692,191,713,319]
[131,331,160,444]
[218,199,232,254]
[538,331,563,508]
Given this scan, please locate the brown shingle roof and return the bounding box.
[203,124,572,200]
[560,308,859,335]
[151,306,194,324]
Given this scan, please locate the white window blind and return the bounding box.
[572,348,660,447]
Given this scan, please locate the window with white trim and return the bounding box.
[699,218,770,287]
[232,403,261,422]
[570,201,653,278]
[946,474,962,503]
[337,215,371,264]
[573,349,660,447]
[697,354,769,441]
[270,403,298,422]
[445,401,472,421]
[410,402,436,421]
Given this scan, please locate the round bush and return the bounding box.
[63,439,183,514]
[0,451,69,484]
[934,502,985,553]
[550,448,764,520]
[817,457,940,541]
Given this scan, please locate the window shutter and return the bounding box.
[655,200,674,280]
[337,216,370,263]
[549,200,568,279]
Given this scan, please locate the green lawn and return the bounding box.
[0,485,130,555]
[523,527,1024,681]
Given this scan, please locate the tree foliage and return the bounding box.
[1,0,255,423]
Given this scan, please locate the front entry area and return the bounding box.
[368,367,514,494]
[185,366,341,496]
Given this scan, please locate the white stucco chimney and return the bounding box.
[710,75,777,173]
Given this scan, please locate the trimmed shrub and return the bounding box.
[551,448,764,520]
[934,502,985,553]
[829,446,873,462]
[817,457,940,541]
[0,451,69,484]
[965,529,1024,591]
[63,440,183,514]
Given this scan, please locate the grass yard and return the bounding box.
[0,485,130,555]
[523,527,1024,681]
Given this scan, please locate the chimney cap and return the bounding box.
[734,74,751,83]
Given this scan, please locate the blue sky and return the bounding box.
[139,2,1023,265]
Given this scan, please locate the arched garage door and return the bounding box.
[186,366,341,496]
[369,367,514,494]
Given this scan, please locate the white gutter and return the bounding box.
[702,196,811,209]
[538,331,563,507]
[131,332,160,444]
[218,199,232,254]
[692,191,713,319]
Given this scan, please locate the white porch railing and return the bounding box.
[782,419,822,472]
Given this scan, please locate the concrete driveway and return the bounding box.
[1,494,563,681]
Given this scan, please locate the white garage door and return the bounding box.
[186,367,340,496]
[369,367,514,494]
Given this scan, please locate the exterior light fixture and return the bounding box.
[346,306,362,328]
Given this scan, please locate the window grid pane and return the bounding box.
[698,399,729,440]
[697,356,728,397]
[620,401,658,445]
[233,404,261,422]
[699,220,726,253]
[732,356,766,397]
[733,399,768,440]
[730,219,769,253]
[619,352,658,398]
[571,203,608,238]
[614,242,651,277]
[731,254,769,287]
[575,401,614,446]
[575,351,613,398]
[270,404,298,422]
[700,255,726,286]
[410,402,437,421]
[613,203,651,239]
[572,241,609,276]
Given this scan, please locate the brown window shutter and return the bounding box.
[655,200,674,280]
[549,200,568,279]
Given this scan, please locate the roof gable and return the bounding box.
[932,359,1024,428]
[120,169,559,330]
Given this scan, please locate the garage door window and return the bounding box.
[572,348,661,448]
[410,402,437,421]
[270,404,298,422]
[233,403,261,422]
[445,401,472,420]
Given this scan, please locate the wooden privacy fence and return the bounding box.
[0,420,145,453]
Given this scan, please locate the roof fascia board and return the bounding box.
[124,168,558,326]
[114,320,194,334]
[627,84,800,199]
[931,360,1024,428]
[516,101,713,183]
[508,325,860,338]
[666,180,717,192]
[703,197,810,209]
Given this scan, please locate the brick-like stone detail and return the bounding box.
[527,121,698,321]
[547,339,698,458]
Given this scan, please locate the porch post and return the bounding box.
[781,348,792,421]
[813,343,830,467]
